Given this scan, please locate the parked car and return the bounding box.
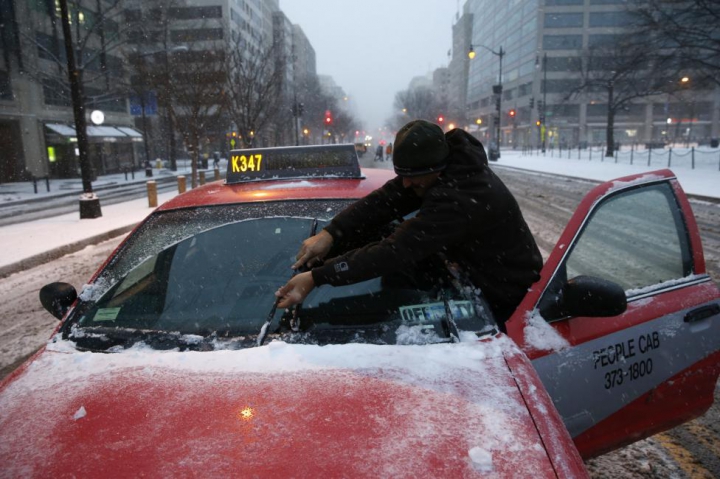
[1,144,717,476]
[354,142,367,157]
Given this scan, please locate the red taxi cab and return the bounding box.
[0,144,717,477]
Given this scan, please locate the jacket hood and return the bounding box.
[444,128,489,174]
[0,337,562,477]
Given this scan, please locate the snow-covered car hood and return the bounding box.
[0,336,573,477]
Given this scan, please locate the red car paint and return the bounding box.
[0,339,587,478]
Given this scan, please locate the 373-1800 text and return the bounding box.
[604,358,654,390]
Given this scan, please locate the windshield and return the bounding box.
[65,200,493,351]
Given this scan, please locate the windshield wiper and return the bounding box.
[257,218,318,346]
[439,287,461,342]
[436,252,498,339]
[65,325,236,352]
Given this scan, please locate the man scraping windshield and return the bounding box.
[276,119,543,329]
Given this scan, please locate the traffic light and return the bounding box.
[324,110,333,126]
[437,115,445,124]
[529,97,534,109]
[495,97,501,112]
[536,120,541,126]
[509,109,516,118]
[537,100,543,112]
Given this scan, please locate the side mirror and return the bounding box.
[540,275,627,320]
[39,282,78,320]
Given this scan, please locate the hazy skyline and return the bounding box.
[280,1,456,135]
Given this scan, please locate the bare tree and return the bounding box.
[165,47,227,188]
[633,0,720,88]
[329,107,360,144]
[565,37,676,157]
[389,87,441,131]
[224,41,285,149]
[301,76,337,143]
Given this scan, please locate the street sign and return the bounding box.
[129,92,158,116]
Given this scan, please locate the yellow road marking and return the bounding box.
[654,432,714,478]
[685,421,720,460]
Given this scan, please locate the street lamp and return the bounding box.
[469,44,504,156]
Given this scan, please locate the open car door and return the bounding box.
[506,169,720,459]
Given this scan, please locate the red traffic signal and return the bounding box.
[324,110,333,125]
[509,109,516,117]
[437,115,445,123]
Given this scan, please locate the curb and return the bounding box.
[0,224,137,279]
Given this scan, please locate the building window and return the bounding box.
[127,30,164,44]
[588,34,623,48]
[589,12,637,28]
[542,79,582,93]
[35,32,65,62]
[42,80,71,106]
[545,13,584,28]
[125,9,141,21]
[545,0,583,5]
[546,56,582,72]
[543,34,583,50]
[168,6,223,20]
[171,28,224,42]
[0,71,12,100]
[518,82,533,97]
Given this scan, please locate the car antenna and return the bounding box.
[257,218,319,347]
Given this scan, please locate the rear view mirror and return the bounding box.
[540,275,627,320]
[39,282,78,320]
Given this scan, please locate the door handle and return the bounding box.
[684,304,720,323]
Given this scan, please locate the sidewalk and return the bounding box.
[0,150,717,278]
[0,159,226,278]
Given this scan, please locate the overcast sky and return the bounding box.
[280,1,457,135]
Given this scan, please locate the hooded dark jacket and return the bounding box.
[311,129,543,323]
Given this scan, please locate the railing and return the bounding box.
[520,145,720,171]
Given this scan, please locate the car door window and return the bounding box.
[564,183,692,294]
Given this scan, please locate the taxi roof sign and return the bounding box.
[226,144,362,184]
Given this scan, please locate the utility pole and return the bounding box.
[541,53,547,154]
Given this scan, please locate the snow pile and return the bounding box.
[395,324,443,345]
[72,406,86,421]
[468,446,494,472]
[523,310,570,352]
[607,173,666,193]
[78,277,113,302]
[262,181,321,190]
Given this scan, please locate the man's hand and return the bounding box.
[292,230,334,270]
[275,271,315,309]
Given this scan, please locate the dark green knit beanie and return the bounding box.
[392,120,449,177]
